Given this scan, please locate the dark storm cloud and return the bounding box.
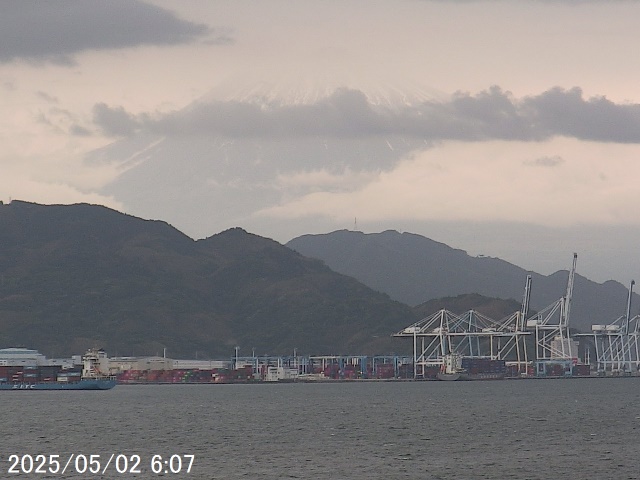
[0,1,218,65]
[91,86,640,144]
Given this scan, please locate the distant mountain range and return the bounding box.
[2,202,629,359]
[0,201,415,358]
[287,230,636,332]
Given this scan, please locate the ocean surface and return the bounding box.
[1,378,640,479]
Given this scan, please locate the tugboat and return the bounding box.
[0,348,116,390]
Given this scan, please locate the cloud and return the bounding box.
[86,86,640,242]
[524,155,564,167]
[92,104,140,137]
[35,106,92,138]
[256,138,640,228]
[2,80,16,91]
[274,169,379,193]
[91,86,640,144]
[0,1,218,65]
[69,125,92,137]
[523,87,640,143]
[0,151,126,210]
[36,91,59,103]
[145,88,386,138]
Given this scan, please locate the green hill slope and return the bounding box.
[0,201,415,357]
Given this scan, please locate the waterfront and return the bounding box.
[1,378,640,479]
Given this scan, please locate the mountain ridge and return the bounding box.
[287,230,636,332]
[0,201,416,357]
[3,201,630,358]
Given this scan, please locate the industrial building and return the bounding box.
[0,347,77,368]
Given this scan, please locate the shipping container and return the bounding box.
[572,364,591,377]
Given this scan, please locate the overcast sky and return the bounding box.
[3,0,640,288]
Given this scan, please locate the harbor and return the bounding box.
[112,254,640,383]
[395,254,640,380]
[2,255,640,386]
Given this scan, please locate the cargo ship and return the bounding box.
[436,354,506,381]
[0,348,116,390]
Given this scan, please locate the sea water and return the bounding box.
[1,378,639,479]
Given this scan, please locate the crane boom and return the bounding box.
[625,280,635,334]
[560,253,577,328]
[519,275,532,331]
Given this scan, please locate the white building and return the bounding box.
[550,337,579,359]
[109,356,174,372]
[173,359,231,370]
[108,357,230,372]
[264,366,299,382]
[0,348,47,366]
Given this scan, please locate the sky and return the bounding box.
[2,0,640,286]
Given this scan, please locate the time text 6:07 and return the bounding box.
[6,454,195,475]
